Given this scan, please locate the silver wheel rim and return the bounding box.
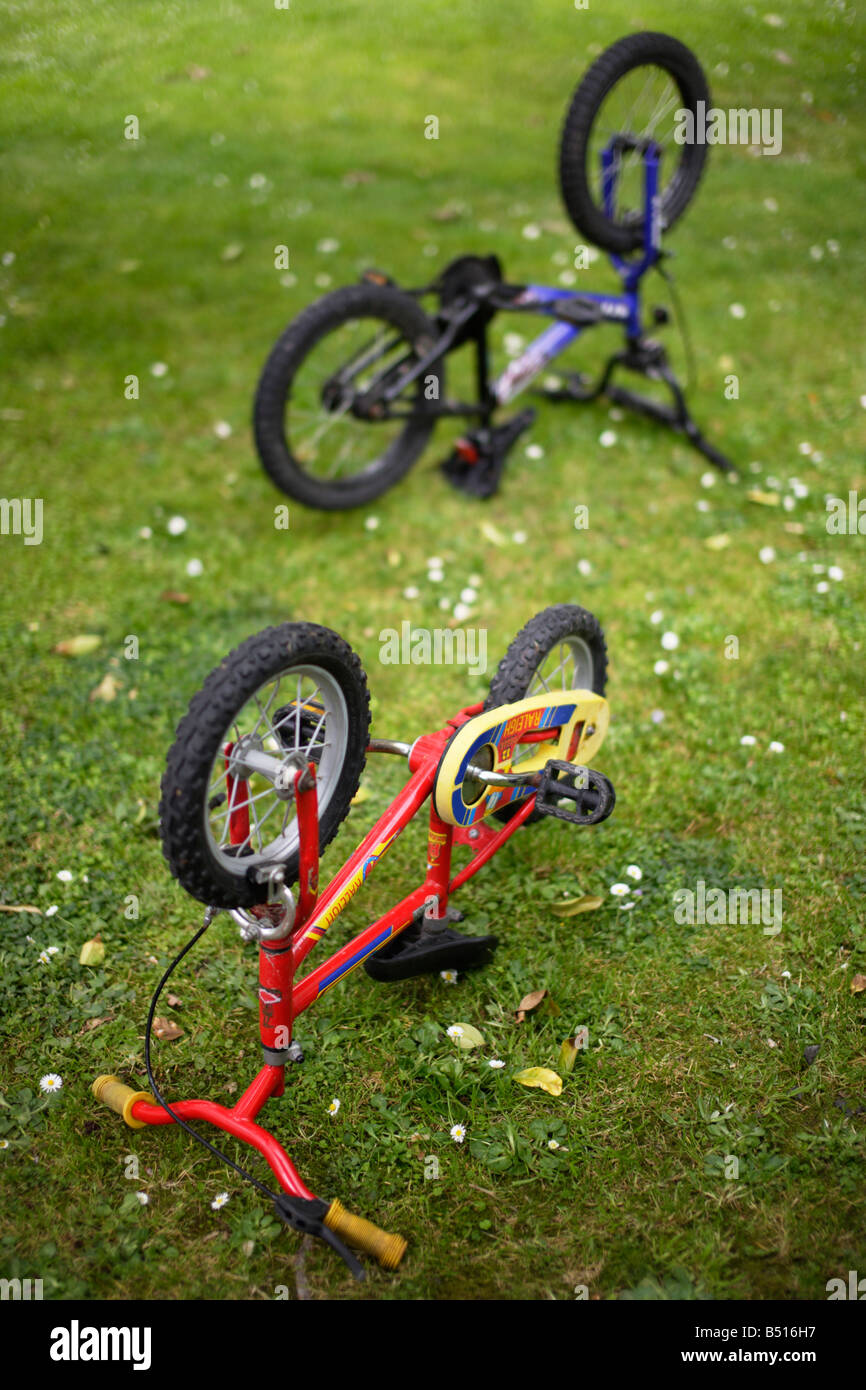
[585,65,685,225]
[286,316,422,483]
[511,635,595,771]
[203,662,349,875]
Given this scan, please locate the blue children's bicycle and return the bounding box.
[254,31,733,509]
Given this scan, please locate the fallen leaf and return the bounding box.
[159,590,190,604]
[480,520,506,547]
[166,993,183,1009]
[0,904,41,914]
[432,201,467,222]
[515,987,548,1023]
[747,489,780,507]
[851,974,866,995]
[514,1067,563,1097]
[452,1023,484,1050]
[187,64,210,80]
[153,1017,184,1041]
[79,935,106,967]
[220,242,244,262]
[559,1035,588,1072]
[550,895,603,917]
[90,673,120,702]
[342,169,376,187]
[784,522,805,535]
[78,1016,112,1034]
[54,634,101,657]
[704,533,731,551]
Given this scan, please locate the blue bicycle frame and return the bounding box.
[493,139,661,405]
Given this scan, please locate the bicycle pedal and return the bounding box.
[440,408,536,499]
[534,759,615,826]
[364,920,498,982]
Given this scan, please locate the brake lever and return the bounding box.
[273,1193,366,1282]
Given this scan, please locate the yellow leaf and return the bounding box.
[704,533,731,551]
[560,1035,589,1073]
[54,634,101,658]
[480,521,506,547]
[850,973,866,995]
[90,673,120,702]
[747,489,780,508]
[79,935,105,967]
[0,904,41,914]
[452,1023,484,1050]
[513,1067,563,1097]
[550,895,603,917]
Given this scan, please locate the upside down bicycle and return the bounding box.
[254,31,733,511]
[93,605,616,1276]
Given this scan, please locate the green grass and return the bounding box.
[1,0,865,1301]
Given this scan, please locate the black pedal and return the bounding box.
[440,407,536,499]
[553,297,604,327]
[364,911,498,982]
[534,760,616,826]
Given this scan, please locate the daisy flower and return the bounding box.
[46,946,60,956]
[599,430,617,448]
[45,905,58,917]
[740,734,757,747]
[213,421,232,439]
[136,1192,149,1205]
[450,1123,466,1144]
[328,1098,341,1118]
[364,515,379,531]
[0,1139,9,1150]
[661,631,679,651]
[56,869,73,883]
[759,546,776,564]
[577,559,592,577]
[625,865,643,882]
[610,883,630,898]
[488,1059,505,1069]
[548,1139,561,1150]
[166,515,187,536]
[186,558,203,577]
[654,659,669,676]
[211,1192,230,1210]
[39,1073,63,1093]
[446,1025,464,1040]
[440,969,458,984]
[768,741,785,754]
[38,951,51,965]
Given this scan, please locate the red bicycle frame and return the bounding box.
[103,700,543,1269]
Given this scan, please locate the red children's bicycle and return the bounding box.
[93,605,616,1277]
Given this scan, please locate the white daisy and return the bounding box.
[729,304,746,319]
[167,515,187,536]
[654,659,669,675]
[548,1139,561,1150]
[828,566,843,581]
[577,559,592,577]
[0,1139,9,1150]
[661,631,679,652]
[450,1123,466,1143]
[45,905,58,917]
[213,421,232,439]
[150,362,169,377]
[816,581,829,594]
[610,883,630,898]
[186,558,203,577]
[460,587,477,604]
[403,585,419,599]
[650,609,663,625]
[759,546,776,564]
[488,1059,505,1069]
[46,946,60,956]
[38,951,51,965]
[328,1098,341,1117]
[136,1192,149,1205]
[625,865,642,882]
[453,603,472,623]
[446,1025,464,1040]
[740,734,757,746]
[39,1073,63,1093]
[138,526,152,540]
[599,429,617,448]
[768,741,785,754]
[364,515,380,531]
[525,444,544,460]
[211,1192,230,1210]
[56,869,73,883]
[650,709,665,724]
[512,530,527,544]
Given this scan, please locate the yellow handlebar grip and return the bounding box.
[324,1198,407,1270]
[92,1075,156,1130]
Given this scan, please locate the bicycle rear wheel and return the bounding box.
[254,284,444,511]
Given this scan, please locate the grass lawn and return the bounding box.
[1,0,864,1301]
